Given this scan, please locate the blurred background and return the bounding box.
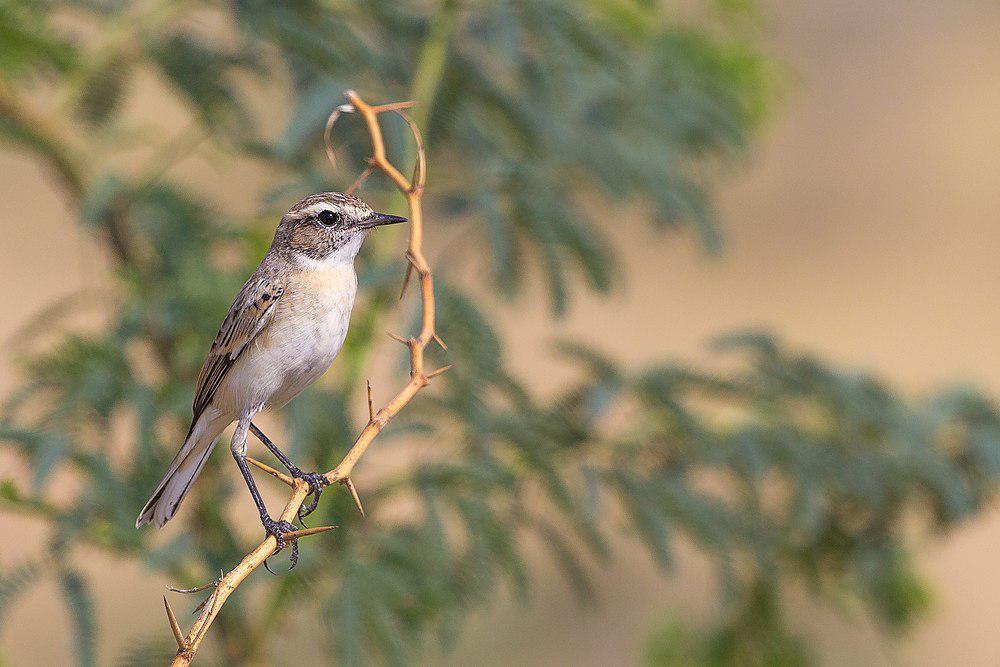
[2,0,1000,665]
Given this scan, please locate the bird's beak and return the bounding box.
[355,212,408,230]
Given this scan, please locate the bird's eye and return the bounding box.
[317,210,340,226]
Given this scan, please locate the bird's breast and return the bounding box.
[282,263,358,334]
[246,264,358,408]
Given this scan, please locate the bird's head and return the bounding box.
[273,192,406,264]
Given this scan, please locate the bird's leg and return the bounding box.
[249,422,328,523]
[232,413,299,571]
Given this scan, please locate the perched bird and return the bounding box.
[136,192,405,556]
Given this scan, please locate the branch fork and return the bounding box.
[166,90,443,666]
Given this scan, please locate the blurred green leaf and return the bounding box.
[0,559,42,627]
[58,568,97,667]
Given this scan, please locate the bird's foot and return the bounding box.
[262,516,300,573]
[289,469,329,523]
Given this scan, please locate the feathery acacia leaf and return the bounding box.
[58,569,97,667]
[0,1,989,664]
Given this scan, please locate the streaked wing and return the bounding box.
[191,273,284,421]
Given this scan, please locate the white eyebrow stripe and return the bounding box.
[295,202,334,218]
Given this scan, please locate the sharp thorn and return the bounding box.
[399,263,414,300]
[366,379,376,422]
[247,456,295,487]
[193,590,215,614]
[426,364,454,380]
[371,100,418,113]
[386,331,409,345]
[163,596,186,649]
[393,110,427,189]
[433,333,448,351]
[283,525,338,540]
[346,164,375,195]
[167,576,221,595]
[343,477,365,517]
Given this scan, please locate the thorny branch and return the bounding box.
[167,90,445,665]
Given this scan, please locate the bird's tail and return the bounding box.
[135,425,219,529]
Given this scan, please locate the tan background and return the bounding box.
[3,0,1000,664]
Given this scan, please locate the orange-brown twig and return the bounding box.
[246,456,294,487]
[167,90,443,666]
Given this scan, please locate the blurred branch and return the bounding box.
[0,80,85,196]
[168,90,443,666]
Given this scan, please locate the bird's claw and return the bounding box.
[291,470,328,523]
[262,517,299,573]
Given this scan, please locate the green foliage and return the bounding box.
[0,1,994,665]
[645,615,810,667]
[112,637,177,667]
[0,559,41,627]
[58,568,97,667]
[0,0,74,80]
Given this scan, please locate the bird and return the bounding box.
[135,192,406,561]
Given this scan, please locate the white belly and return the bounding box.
[216,262,357,415]
[265,297,352,407]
